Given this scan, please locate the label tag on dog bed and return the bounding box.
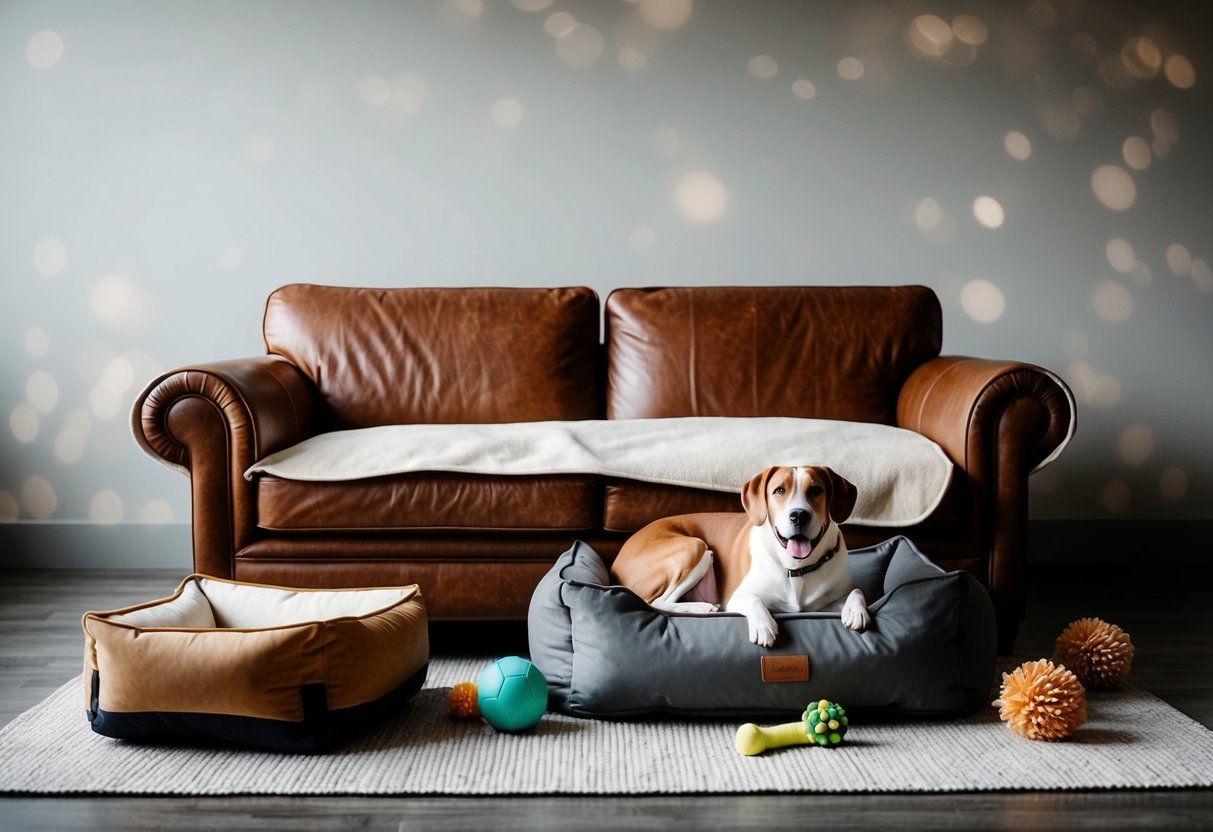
[761,654,810,683]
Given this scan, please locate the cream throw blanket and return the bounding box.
[246,417,954,527]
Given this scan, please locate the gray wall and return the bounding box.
[2,1,1210,567]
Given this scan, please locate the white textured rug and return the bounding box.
[1,656,1211,795]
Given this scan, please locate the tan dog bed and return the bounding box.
[83,575,428,752]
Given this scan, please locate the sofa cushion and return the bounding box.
[262,284,600,429]
[605,286,942,423]
[257,472,599,532]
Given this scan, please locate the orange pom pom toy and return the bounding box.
[993,659,1087,742]
[447,681,480,719]
[1053,617,1134,689]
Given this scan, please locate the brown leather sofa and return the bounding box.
[133,284,1075,650]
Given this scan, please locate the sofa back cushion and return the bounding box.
[605,285,942,424]
[263,284,600,428]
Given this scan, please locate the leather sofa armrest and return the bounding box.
[897,356,1075,477]
[896,356,1076,628]
[131,356,316,577]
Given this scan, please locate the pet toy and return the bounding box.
[447,681,480,718]
[476,656,548,732]
[735,699,849,756]
[1053,617,1134,689]
[993,658,1087,741]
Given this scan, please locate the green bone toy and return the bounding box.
[735,699,849,756]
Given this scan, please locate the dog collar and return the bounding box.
[787,540,841,578]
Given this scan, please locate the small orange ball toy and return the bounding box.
[447,681,480,719]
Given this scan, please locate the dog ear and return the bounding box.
[740,467,775,526]
[821,467,857,523]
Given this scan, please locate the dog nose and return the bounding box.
[788,509,808,529]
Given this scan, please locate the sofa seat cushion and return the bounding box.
[246,417,954,528]
[257,472,599,532]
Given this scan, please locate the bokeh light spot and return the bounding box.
[90,491,123,525]
[836,57,865,80]
[492,97,523,127]
[1092,280,1133,323]
[1105,238,1136,274]
[27,31,64,69]
[1117,424,1154,466]
[1190,259,1212,293]
[1003,131,1032,161]
[1122,37,1162,79]
[791,79,816,100]
[914,198,941,231]
[673,171,728,224]
[747,55,778,79]
[1091,165,1136,211]
[89,383,123,419]
[907,15,953,58]
[556,23,604,67]
[1164,55,1196,89]
[10,404,39,443]
[1121,136,1151,171]
[450,0,483,18]
[54,428,85,464]
[1151,109,1178,144]
[22,475,57,519]
[960,279,1005,323]
[952,15,988,46]
[618,46,647,72]
[91,274,135,326]
[1160,467,1189,501]
[1027,0,1058,27]
[26,372,58,414]
[1165,243,1192,276]
[140,500,176,523]
[972,196,1005,229]
[636,0,693,31]
[33,238,67,277]
[1067,361,1121,408]
[543,11,576,37]
[0,491,18,521]
[357,75,390,108]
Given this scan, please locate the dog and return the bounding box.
[609,465,870,647]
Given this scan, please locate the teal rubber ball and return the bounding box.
[476,656,548,732]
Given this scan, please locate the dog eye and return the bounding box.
[808,485,823,497]
[772,486,785,495]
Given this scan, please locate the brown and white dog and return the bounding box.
[609,465,870,647]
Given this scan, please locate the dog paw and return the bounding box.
[748,614,779,647]
[841,596,871,632]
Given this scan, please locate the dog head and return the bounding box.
[740,465,857,563]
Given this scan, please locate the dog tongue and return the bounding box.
[787,536,813,559]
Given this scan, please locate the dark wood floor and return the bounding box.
[1,567,1211,831]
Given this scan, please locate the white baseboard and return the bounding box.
[0,523,193,570]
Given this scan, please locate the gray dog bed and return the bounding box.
[528,537,996,719]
